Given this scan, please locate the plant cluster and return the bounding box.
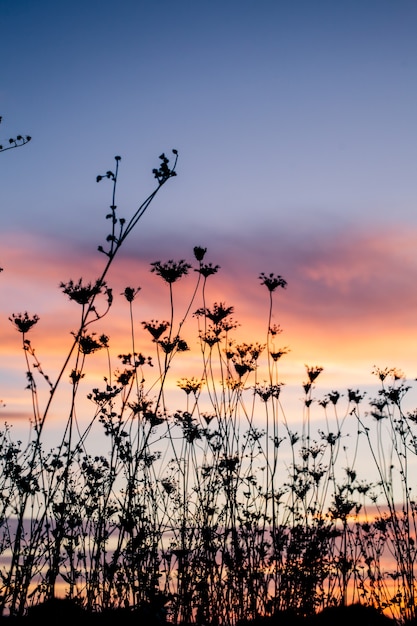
[1,154,417,625]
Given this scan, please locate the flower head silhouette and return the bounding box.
[122,286,141,302]
[142,320,170,341]
[259,272,287,292]
[9,312,39,333]
[150,260,191,283]
[193,246,207,262]
[60,278,106,305]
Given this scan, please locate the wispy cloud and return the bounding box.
[2,223,417,411]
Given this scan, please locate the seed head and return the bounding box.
[9,312,40,334]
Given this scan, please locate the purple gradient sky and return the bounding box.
[1,0,417,426]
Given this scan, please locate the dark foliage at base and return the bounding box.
[0,601,403,626]
[238,604,395,626]
[1,598,166,625]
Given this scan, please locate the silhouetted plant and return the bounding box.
[0,115,31,153]
[2,150,417,625]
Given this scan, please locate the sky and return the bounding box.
[1,0,417,436]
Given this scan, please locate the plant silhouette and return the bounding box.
[1,152,417,625]
[0,115,31,153]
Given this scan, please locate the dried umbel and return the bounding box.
[60,278,108,306]
[152,151,178,184]
[150,259,191,283]
[122,286,141,302]
[9,312,39,334]
[194,302,234,325]
[259,272,287,292]
[177,377,205,395]
[193,246,207,262]
[142,320,170,341]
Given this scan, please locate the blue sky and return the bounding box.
[2,0,416,238]
[1,0,417,425]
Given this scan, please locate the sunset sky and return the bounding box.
[1,0,417,433]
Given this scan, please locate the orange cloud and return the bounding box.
[2,224,417,429]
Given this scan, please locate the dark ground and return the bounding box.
[0,600,414,626]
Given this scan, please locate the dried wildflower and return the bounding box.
[227,342,264,378]
[383,383,410,405]
[407,410,417,424]
[158,336,189,354]
[200,331,221,347]
[391,368,405,381]
[193,246,207,262]
[259,272,287,292]
[99,334,109,347]
[220,319,239,333]
[310,443,324,459]
[116,369,134,386]
[128,397,153,416]
[0,125,31,153]
[150,259,191,283]
[270,347,289,361]
[372,366,391,382]
[88,384,122,405]
[327,391,341,405]
[9,312,40,333]
[225,343,235,360]
[69,369,85,385]
[142,320,170,341]
[196,263,220,278]
[118,352,153,367]
[347,389,365,404]
[269,324,282,336]
[288,431,299,446]
[122,286,141,302]
[195,302,234,325]
[176,338,189,352]
[238,342,264,360]
[75,332,108,355]
[303,382,312,394]
[306,365,323,383]
[219,456,240,474]
[319,430,340,446]
[177,377,204,395]
[174,411,201,443]
[345,468,357,482]
[233,362,252,377]
[245,428,264,443]
[143,411,165,427]
[161,479,175,494]
[157,337,176,354]
[152,151,178,184]
[96,168,116,183]
[310,465,326,485]
[60,278,106,305]
[369,397,388,420]
[226,377,244,391]
[254,383,283,402]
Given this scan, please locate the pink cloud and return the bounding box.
[2,222,417,426]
